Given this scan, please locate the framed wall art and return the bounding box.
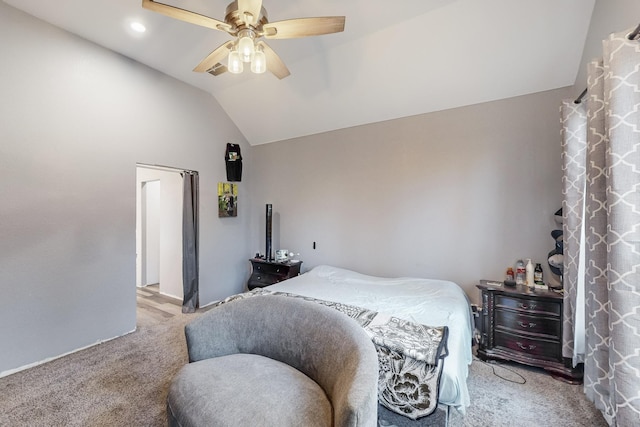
[218,182,238,217]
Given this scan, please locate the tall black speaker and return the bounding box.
[265,204,273,261]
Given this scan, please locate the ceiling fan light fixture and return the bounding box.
[142,0,345,79]
[251,48,266,74]
[238,30,255,63]
[228,50,243,74]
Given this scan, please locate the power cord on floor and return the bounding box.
[473,355,527,384]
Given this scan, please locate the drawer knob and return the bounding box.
[518,321,537,328]
[518,302,537,310]
[516,342,536,351]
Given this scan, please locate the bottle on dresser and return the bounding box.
[505,267,515,281]
[515,259,526,285]
[534,263,544,285]
[525,259,534,288]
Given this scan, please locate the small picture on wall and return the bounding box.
[218,182,238,217]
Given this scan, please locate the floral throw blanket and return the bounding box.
[213,289,449,420]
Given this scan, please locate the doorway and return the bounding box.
[135,165,184,301]
[141,180,160,287]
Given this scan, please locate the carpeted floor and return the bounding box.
[0,286,196,426]
[449,356,607,427]
[0,289,607,427]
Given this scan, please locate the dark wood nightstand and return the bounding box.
[476,280,583,383]
[247,259,302,290]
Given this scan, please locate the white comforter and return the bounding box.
[267,265,472,413]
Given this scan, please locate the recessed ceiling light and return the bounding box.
[130,22,146,33]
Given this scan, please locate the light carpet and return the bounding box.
[449,356,607,427]
[0,306,195,426]
[0,304,607,426]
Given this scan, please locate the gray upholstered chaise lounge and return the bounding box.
[167,295,379,427]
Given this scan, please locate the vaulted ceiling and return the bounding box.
[4,0,595,145]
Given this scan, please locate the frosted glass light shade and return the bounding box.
[228,51,243,74]
[238,36,255,63]
[251,49,266,74]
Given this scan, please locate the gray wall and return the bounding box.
[250,0,640,304]
[3,0,636,376]
[251,87,571,303]
[573,0,640,95]
[0,3,252,375]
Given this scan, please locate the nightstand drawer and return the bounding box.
[495,295,561,317]
[253,263,287,277]
[495,330,561,361]
[495,310,561,338]
[251,273,284,286]
[248,259,303,290]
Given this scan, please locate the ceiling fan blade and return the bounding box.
[142,0,232,33]
[262,17,345,39]
[237,0,263,26]
[257,41,290,79]
[193,41,235,73]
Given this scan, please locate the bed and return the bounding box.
[266,265,473,420]
[215,264,472,425]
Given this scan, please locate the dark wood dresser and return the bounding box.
[476,280,583,383]
[247,259,302,290]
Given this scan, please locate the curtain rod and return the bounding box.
[574,88,588,104]
[629,22,640,40]
[574,23,640,104]
[136,162,198,174]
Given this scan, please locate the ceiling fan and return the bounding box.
[141,0,346,79]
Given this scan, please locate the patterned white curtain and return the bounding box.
[560,100,586,364]
[562,28,640,425]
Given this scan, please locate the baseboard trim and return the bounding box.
[0,328,136,379]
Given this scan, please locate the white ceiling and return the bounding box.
[5,0,595,145]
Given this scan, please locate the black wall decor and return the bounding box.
[265,204,273,261]
[548,208,563,288]
[225,143,242,182]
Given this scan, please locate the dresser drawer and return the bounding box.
[495,310,561,338]
[495,295,561,317]
[495,330,561,361]
[250,273,285,287]
[253,262,289,278]
[248,259,303,290]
